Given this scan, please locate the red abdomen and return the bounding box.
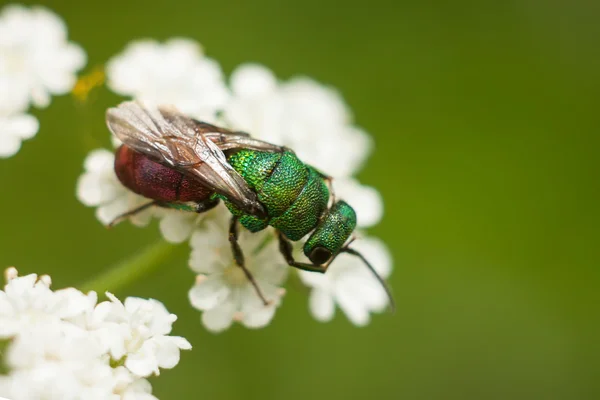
[114,145,213,202]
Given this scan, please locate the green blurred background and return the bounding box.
[1,0,599,398]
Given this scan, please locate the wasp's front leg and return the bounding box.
[277,232,328,273]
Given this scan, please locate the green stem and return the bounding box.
[80,240,178,294]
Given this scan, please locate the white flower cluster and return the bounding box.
[76,38,392,331]
[106,38,229,124]
[0,4,86,158]
[0,268,191,400]
[187,209,288,331]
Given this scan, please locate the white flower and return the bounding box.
[76,149,154,226]
[0,269,89,338]
[224,63,372,178]
[298,237,393,326]
[4,319,105,370]
[90,293,192,377]
[188,211,288,332]
[106,38,229,123]
[0,112,38,158]
[0,326,117,400]
[0,364,117,400]
[0,4,85,158]
[0,4,86,114]
[0,268,190,398]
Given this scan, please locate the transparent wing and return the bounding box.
[179,116,283,153]
[106,101,279,217]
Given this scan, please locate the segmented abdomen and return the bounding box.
[114,145,213,203]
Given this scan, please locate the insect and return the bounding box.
[107,101,394,309]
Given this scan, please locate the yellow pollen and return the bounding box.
[72,65,105,103]
[222,263,249,287]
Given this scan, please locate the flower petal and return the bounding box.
[334,178,383,228]
[158,211,197,243]
[334,283,371,326]
[241,304,277,329]
[0,113,39,158]
[188,276,230,311]
[230,63,277,98]
[201,300,235,333]
[0,133,22,158]
[351,237,393,278]
[153,336,191,370]
[309,289,335,322]
[125,340,160,377]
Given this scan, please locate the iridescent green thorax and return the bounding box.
[271,167,329,240]
[303,201,357,262]
[222,149,330,240]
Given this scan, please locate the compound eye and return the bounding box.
[309,247,332,265]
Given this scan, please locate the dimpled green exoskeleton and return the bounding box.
[219,149,357,259]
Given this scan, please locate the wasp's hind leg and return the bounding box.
[108,201,157,228]
[277,232,327,273]
[108,198,219,228]
[229,217,271,306]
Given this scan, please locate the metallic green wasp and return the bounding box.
[107,101,394,309]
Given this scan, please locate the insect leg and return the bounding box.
[324,176,336,205]
[277,232,327,273]
[108,201,157,228]
[312,168,336,204]
[191,197,220,213]
[229,217,270,306]
[109,198,219,228]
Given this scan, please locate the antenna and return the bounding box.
[341,247,396,313]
